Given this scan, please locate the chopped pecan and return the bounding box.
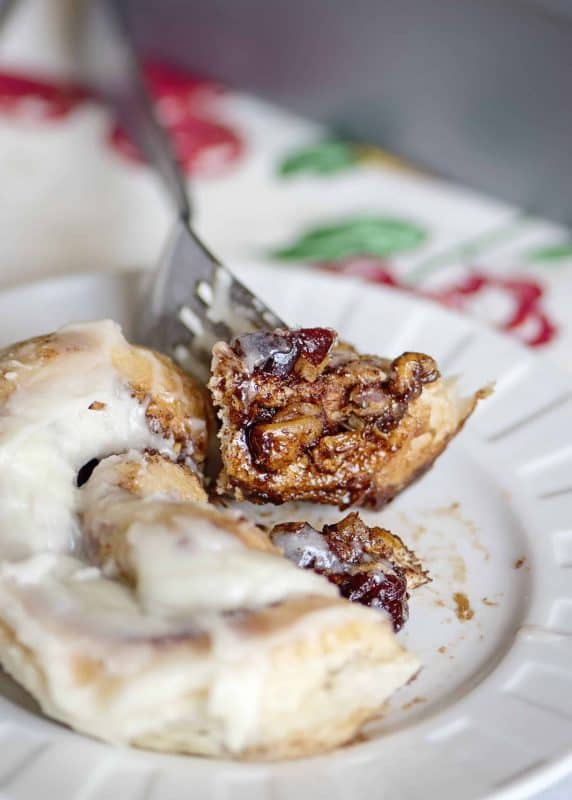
[386,352,439,402]
[248,404,324,471]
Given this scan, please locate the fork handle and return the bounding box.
[78,0,191,220]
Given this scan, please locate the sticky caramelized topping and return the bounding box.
[233,327,336,380]
[209,325,449,508]
[270,512,429,630]
[231,329,439,477]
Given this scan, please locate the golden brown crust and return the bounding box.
[111,344,212,466]
[114,452,207,502]
[0,324,212,469]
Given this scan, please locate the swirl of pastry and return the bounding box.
[0,320,209,561]
[0,321,418,760]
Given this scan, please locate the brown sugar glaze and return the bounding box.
[219,328,440,507]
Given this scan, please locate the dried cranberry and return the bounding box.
[338,570,409,631]
[292,328,336,365]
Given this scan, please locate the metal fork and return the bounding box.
[77,0,285,379]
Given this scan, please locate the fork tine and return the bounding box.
[135,220,285,380]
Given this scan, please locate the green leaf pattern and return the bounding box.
[278,140,358,177]
[273,216,428,261]
[526,243,572,264]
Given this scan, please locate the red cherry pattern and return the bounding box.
[319,258,557,348]
[0,63,243,176]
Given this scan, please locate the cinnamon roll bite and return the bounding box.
[209,327,484,508]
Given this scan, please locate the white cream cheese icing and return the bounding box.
[0,321,168,559]
[81,453,337,616]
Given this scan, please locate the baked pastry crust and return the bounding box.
[0,320,419,760]
[210,328,485,508]
[0,322,210,466]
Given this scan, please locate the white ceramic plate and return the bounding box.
[0,267,570,800]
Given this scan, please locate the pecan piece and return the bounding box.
[249,403,324,470]
[386,352,439,401]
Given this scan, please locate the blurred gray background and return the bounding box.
[120,0,572,226]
